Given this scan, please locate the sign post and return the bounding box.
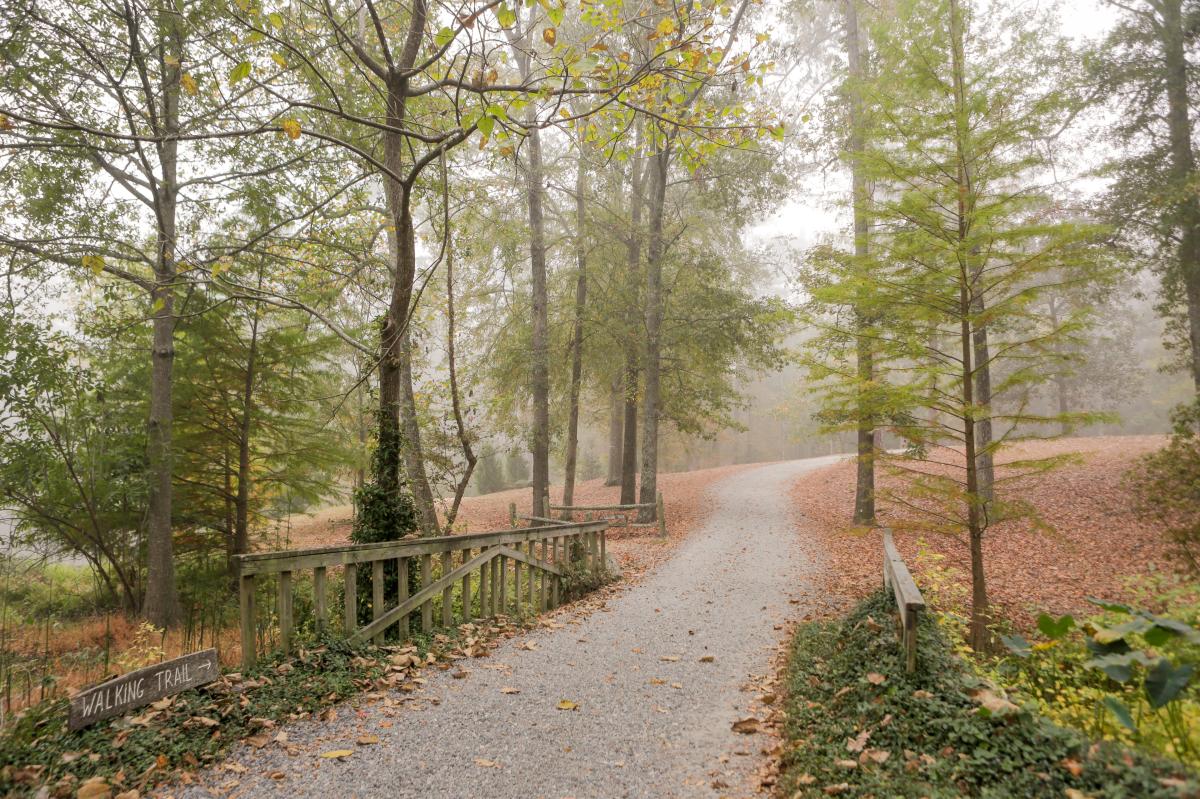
[68,649,219,730]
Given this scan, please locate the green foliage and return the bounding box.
[993,589,1200,767]
[779,592,1197,797]
[1131,399,1200,572]
[351,406,419,545]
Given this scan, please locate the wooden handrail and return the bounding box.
[235,520,610,669]
[881,528,926,673]
[548,491,667,537]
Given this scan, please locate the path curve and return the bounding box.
[178,457,841,799]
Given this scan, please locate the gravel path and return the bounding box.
[174,458,840,799]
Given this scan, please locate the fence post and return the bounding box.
[509,502,517,528]
[239,572,256,670]
[314,566,327,632]
[343,563,357,637]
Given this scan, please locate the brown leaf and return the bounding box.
[846,729,870,753]
[500,686,521,694]
[698,655,715,663]
[357,735,380,746]
[77,777,111,799]
[731,717,760,734]
[866,672,886,685]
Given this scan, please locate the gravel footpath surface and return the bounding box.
[172,457,840,799]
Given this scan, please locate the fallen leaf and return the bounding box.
[835,759,858,769]
[660,655,680,662]
[699,655,715,663]
[473,758,501,768]
[1061,758,1083,777]
[77,777,111,799]
[731,717,760,734]
[320,750,354,759]
[556,699,579,711]
[866,672,886,685]
[357,735,380,745]
[846,729,870,753]
[500,686,521,694]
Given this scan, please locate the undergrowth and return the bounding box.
[778,592,1198,798]
[0,634,389,797]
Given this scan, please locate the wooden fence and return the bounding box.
[233,520,609,669]
[547,491,666,537]
[881,528,926,673]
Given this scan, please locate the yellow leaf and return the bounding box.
[163,55,180,67]
[180,73,198,95]
[271,52,288,68]
[655,17,675,37]
[356,735,380,745]
[280,119,301,140]
[556,699,578,710]
[542,27,556,45]
[82,254,106,274]
[320,749,354,759]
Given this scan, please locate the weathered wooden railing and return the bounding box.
[545,491,667,537]
[234,520,609,669]
[881,528,926,673]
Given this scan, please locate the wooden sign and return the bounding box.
[68,648,219,730]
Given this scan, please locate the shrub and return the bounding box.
[779,592,1197,797]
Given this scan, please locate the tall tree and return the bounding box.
[1095,0,1200,392]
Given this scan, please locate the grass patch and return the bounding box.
[779,592,1198,798]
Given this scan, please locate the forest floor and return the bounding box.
[165,458,843,799]
[285,462,767,584]
[790,434,1184,628]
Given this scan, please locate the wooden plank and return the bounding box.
[350,548,499,644]
[881,530,925,611]
[479,546,490,618]
[538,540,548,611]
[234,522,609,575]
[421,554,433,633]
[549,503,653,511]
[344,563,357,637]
[461,548,471,624]
[372,559,385,645]
[600,530,607,569]
[239,574,256,670]
[513,542,522,616]
[489,549,499,616]
[314,566,327,632]
[69,649,219,730]
[278,570,293,654]
[398,557,410,639]
[441,551,453,628]
[499,554,508,616]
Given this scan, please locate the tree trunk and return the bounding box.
[1161,0,1200,392]
[142,13,184,628]
[971,309,995,503]
[638,149,670,523]
[606,374,623,486]
[845,0,875,525]
[562,154,588,508]
[524,124,552,518]
[620,146,645,505]
[233,298,261,557]
[951,0,991,651]
[398,325,439,533]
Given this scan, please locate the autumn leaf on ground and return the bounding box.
[77,777,111,799]
[660,655,680,662]
[731,717,759,734]
[474,758,501,768]
[320,749,354,759]
[556,699,579,710]
[865,672,886,685]
[699,655,715,663]
[500,686,520,694]
[357,735,380,745]
[846,729,870,753]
